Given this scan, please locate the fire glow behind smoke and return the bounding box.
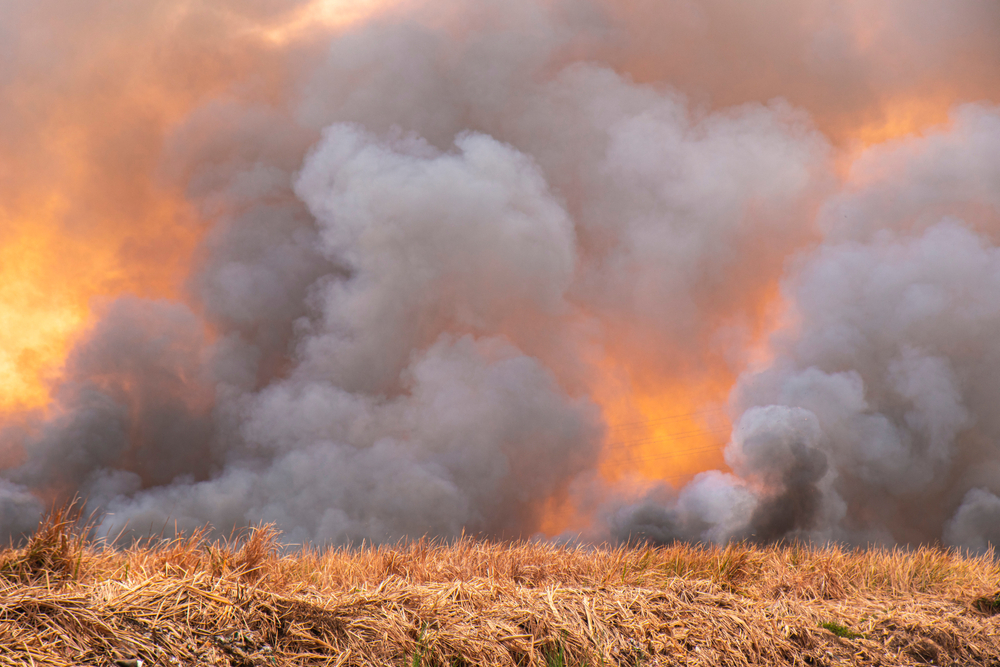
[0,0,400,414]
[2,0,1000,549]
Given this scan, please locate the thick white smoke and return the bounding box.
[2,0,999,549]
[618,110,1000,549]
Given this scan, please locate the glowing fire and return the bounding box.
[252,0,391,44]
[830,95,957,177]
[0,1,390,414]
[855,99,953,148]
[591,364,729,488]
[536,354,733,537]
[0,182,200,413]
[0,205,83,411]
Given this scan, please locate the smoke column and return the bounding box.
[1,0,999,549]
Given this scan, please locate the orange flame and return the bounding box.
[0,1,391,414]
[0,126,200,413]
[255,0,392,44]
[591,363,729,487]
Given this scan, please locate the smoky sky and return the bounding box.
[2,0,1000,550]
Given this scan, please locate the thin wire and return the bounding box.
[605,407,728,431]
[603,442,727,466]
[602,427,731,450]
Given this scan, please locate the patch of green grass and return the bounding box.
[545,644,567,667]
[543,644,610,667]
[820,620,863,639]
[411,623,428,667]
[973,592,1000,615]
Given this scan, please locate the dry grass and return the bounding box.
[2,510,1000,666]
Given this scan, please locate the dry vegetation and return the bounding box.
[2,508,1000,666]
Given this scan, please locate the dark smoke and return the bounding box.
[744,443,828,544]
[3,0,1000,549]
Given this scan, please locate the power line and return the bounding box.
[604,407,728,431]
[602,427,731,450]
[603,442,727,466]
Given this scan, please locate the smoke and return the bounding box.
[727,215,1000,548]
[3,0,1000,549]
[617,117,1000,548]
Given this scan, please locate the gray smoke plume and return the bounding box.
[3,0,1000,548]
[616,117,1000,548]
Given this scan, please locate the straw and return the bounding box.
[1,510,999,666]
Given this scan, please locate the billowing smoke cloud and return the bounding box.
[732,214,1000,549]
[3,0,1000,549]
[617,113,1000,549]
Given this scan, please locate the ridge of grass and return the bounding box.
[0,506,999,666]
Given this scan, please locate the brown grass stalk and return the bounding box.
[0,509,999,666]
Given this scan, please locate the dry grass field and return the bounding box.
[2,508,1000,666]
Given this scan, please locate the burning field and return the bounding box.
[3,508,1000,666]
[8,2,1000,664]
[4,0,1000,554]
